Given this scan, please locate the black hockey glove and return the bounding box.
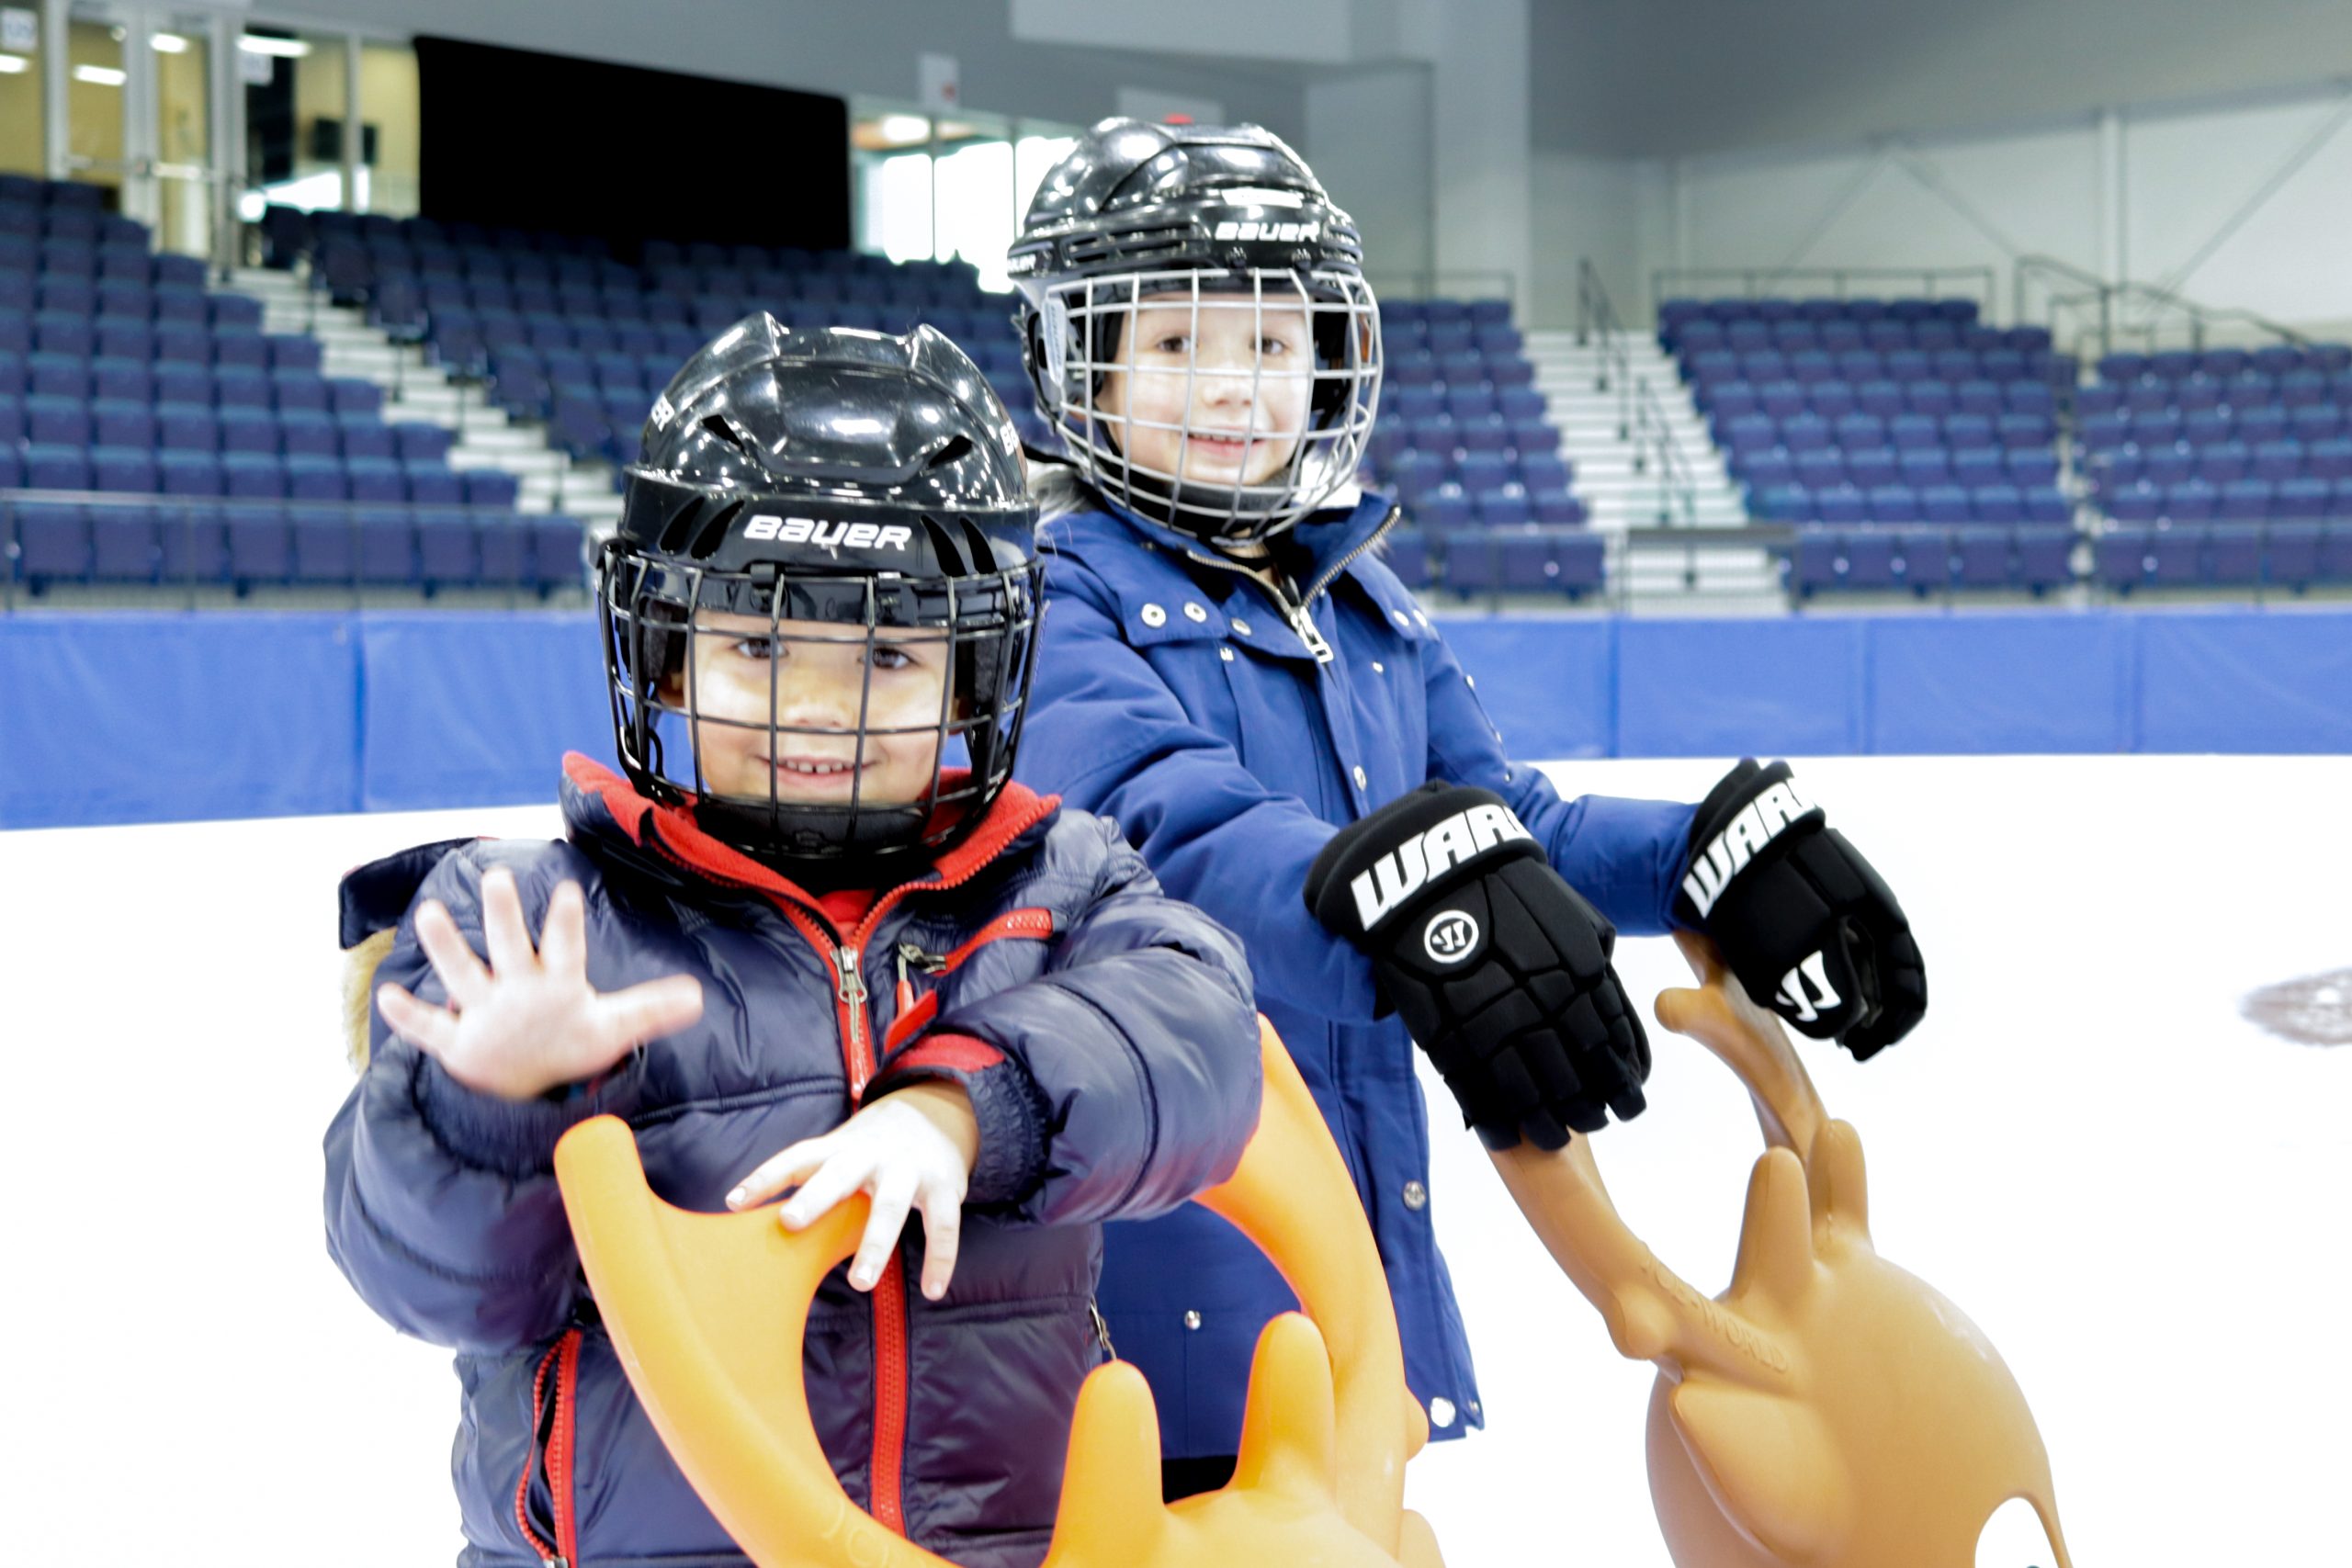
[1677,760,1927,1059]
[1305,783,1648,1151]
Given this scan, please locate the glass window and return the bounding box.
[239,27,354,216]
[853,107,1080,292]
[0,17,41,175]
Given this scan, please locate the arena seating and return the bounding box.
[266,209,1040,469]
[263,211,1593,600]
[1,178,576,597]
[1363,297,1594,601]
[1660,296,2075,536]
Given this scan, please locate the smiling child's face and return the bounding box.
[1091,291,1316,490]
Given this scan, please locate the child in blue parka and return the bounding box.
[324,321,1261,1568]
[1005,120,1928,1497]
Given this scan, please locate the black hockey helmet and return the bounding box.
[1008,118,1381,545]
[600,316,1043,869]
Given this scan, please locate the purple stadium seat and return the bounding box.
[1839,446,1896,490]
[285,457,348,502]
[1970,484,2026,524]
[91,446,157,493]
[12,502,88,587]
[1793,450,1847,490]
[221,453,287,499]
[1954,527,2010,588]
[25,444,90,489]
[89,504,158,581]
[2015,527,2074,592]
[2163,480,2219,521]
[1815,484,1867,525]
[2267,524,2323,586]
[225,503,292,588]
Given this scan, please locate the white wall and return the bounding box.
[1305,64,1434,296]
[4,753,2346,1562]
[267,0,1313,146]
[1524,82,2352,339]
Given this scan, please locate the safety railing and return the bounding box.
[1577,259,1701,526]
[0,489,588,614]
[2012,254,2309,362]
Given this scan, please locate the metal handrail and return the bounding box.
[2013,254,2310,361]
[1651,265,1996,317]
[1577,260,1700,526]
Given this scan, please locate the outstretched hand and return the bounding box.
[376,866,705,1101]
[728,1083,980,1302]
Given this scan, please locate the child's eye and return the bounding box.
[869,644,919,671]
[729,636,781,661]
[1260,336,1292,355]
[1152,334,1191,354]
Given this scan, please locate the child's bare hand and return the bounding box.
[726,1082,980,1302]
[376,866,705,1102]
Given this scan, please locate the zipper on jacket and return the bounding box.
[1178,503,1401,667]
[1088,1298,1118,1360]
[631,791,1057,1543]
[514,1328,582,1568]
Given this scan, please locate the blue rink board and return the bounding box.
[2,607,2346,829]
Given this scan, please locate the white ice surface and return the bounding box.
[0,755,2345,1564]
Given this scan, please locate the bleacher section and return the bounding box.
[1,177,579,600]
[2077,345,2352,593]
[261,214,1598,602]
[1362,299,1600,601]
[275,210,1041,468]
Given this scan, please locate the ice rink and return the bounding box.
[2,753,2345,1564]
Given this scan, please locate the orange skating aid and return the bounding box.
[1487,934,2074,1568]
[552,1018,1445,1568]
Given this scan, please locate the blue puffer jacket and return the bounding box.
[324,755,1261,1568]
[1015,479,1696,1459]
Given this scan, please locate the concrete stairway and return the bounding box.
[232,267,625,531]
[1525,328,1785,607]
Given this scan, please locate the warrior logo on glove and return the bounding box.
[1675,760,1928,1059]
[1306,783,1650,1152]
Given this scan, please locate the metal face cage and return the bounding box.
[1032,266,1382,543]
[599,540,1044,867]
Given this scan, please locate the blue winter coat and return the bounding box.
[324,755,1261,1568]
[1015,480,1696,1458]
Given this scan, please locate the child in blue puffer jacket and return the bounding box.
[324,321,1262,1568]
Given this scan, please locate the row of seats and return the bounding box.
[0,206,143,245]
[0,368,372,413]
[0,282,262,326]
[2097,346,2351,382]
[0,241,208,287]
[1704,378,2056,421]
[1388,481,1589,530]
[1376,384,1548,429]
[1660,295,1982,325]
[2079,407,2348,448]
[5,501,581,596]
[2098,477,2352,522]
[1377,412,1562,459]
[2078,372,2352,417]
[1380,449,1574,499]
[3,401,440,459]
[0,324,322,371]
[2086,438,2352,485]
[5,394,433,451]
[1731,446,2059,489]
[1719,411,2057,453]
[1752,483,2073,526]
[1673,321,2050,357]
[1384,351,1538,392]
[1382,525,1603,601]
[1687,348,2065,386]
[3,445,514,506]
[1784,525,2074,597]
[2096,522,2352,590]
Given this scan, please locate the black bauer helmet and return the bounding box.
[600,316,1043,871]
[1008,118,1381,546]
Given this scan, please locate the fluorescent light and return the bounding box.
[878,114,932,143]
[74,64,128,86]
[151,32,190,53]
[0,55,28,75]
[238,35,311,58]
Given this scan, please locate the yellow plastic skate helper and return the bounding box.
[553,1018,1446,1568]
[1487,935,2075,1568]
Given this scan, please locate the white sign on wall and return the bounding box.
[0,8,39,54]
[918,51,958,114]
